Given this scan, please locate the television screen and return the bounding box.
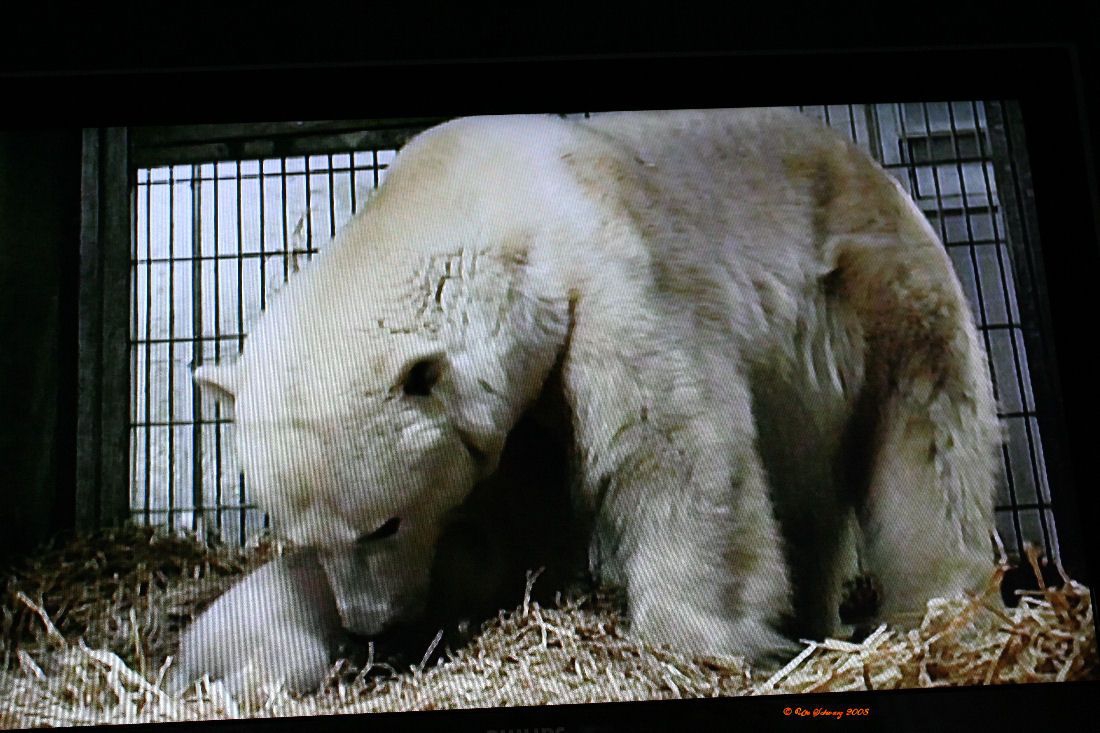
[1,49,1096,732]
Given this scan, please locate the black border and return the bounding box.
[0,48,1093,125]
[3,45,1099,733]
[49,681,1100,732]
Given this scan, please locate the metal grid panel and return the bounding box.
[129,105,1058,563]
[131,149,397,544]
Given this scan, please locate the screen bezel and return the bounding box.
[2,45,1098,732]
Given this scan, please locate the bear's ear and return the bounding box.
[194,362,240,405]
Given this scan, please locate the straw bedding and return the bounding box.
[0,526,1095,727]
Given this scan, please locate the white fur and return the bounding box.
[183,108,1000,692]
[166,550,343,698]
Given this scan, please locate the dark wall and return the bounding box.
[0,130,83,562]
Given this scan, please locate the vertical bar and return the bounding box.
[350,153,358,213]
[241,473,250,544]
[130,174,139,527]
[967,100,1016,324]
[236,161,245,354]
[144,170,153,527]
[305,155,314,258]
[76,130,103,533]
[281,158,291,283]
[77,127,132,533]
[166,165,176,532]
[236,160,247,544]
[328,153,337,240]
[988,108,1029,557]
[864,105,883,164]
[894,103,919,194]
[213,163,225,540]
[101,128,132,528]
[259,162,267,312]
[987,103,1034,558]
[190,165,204,535]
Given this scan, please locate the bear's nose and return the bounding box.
[358,516,401,544]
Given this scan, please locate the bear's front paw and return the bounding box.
[633,601,799,671]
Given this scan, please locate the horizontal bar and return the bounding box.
[133,240,1011,267]
[943,238,1008,248]
[131,122,445,168]
[132,335,245,346]
[131,119,448,148]
[133,248,318,265]
[881,155,994,168]
[130,418,234,428]
[136,162,390,185]
[132,506,260,515]
[128,322,1027,348]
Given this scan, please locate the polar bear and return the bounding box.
[173,108,1000,695]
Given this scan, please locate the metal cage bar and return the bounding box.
[130,130,406,544]
[986,101,1081,574]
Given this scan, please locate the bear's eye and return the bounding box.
[401,358,442,397]
[358,517,401,543]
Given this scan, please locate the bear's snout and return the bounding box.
[318,539,434,637]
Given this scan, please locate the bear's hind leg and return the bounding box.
[841,244,1001,626]
[859,385,999,624]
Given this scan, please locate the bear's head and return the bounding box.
[193,118,581,635]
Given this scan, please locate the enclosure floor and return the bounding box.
[0,527,1095,727]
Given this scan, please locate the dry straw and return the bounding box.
[1,527,1095,727]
